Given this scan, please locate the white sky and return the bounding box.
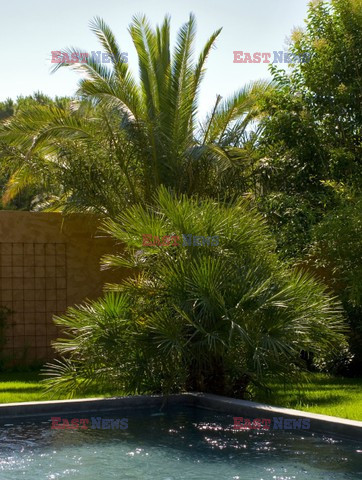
[0,0,310,116]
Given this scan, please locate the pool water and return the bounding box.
[0,406,361,479]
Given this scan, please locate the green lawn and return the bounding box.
[253,373,362,421]
[0,371,361,421]
[0,371,121,404]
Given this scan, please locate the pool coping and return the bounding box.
[189,393,362,440]
[0,393,361,440]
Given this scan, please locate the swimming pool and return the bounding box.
[1,405,361,479]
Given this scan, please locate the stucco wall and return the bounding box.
[0,212,126,365]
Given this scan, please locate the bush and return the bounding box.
[44,188,346,398]
[309,196,362,373]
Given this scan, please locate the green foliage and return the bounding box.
[251,0,362,373]
[311,196,362,308]
[293,0,362,131]
[257,0,362,259]
[44,188,346,398]
[43,293,170,396]
[309,196,362,370]
[0,99,15,121]
[0,16,270,212]
[290,0,362,187]
[257,192,331,258]
[0,93,72,211]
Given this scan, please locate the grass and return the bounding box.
[253,373,362,421]
[0,371,122,404]
[0,371,361,421]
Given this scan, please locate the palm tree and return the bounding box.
[0,98,138,214]
[0,15,270,212]
[43,187,346,398]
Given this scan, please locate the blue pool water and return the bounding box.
[0,406,361,479]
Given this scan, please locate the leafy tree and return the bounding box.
[308,195,362,372]
[256,0,362,258]
[44,188,346,398]
[0,99,14,121]
[0,93,71,210]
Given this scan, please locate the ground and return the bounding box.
[0,371,121,404]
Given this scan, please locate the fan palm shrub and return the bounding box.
[0,15,270,212]
[44,187,346,398]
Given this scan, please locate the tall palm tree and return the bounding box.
[0,14,270,212]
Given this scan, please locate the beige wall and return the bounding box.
[0,212,126,365]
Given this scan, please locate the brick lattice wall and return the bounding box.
[0,242,67,363]
[0,212,125,366]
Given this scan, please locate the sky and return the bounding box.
[0,0,311,117]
